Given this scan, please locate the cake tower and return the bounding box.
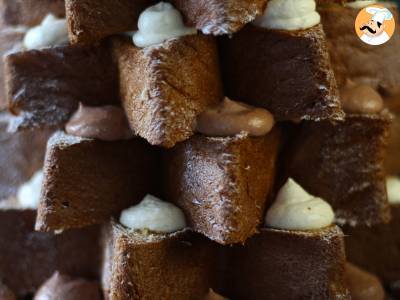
[0,0,398,299]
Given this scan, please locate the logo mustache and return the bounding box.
[360,25,376,34]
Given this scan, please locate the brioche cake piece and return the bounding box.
[384,94,400,176]
[65,0,267,44]
[164,98,280,244]
[220,0,343,122]
[36,105,159,232]
[0,1,64,109]
[33,272,101,300]
[222,179,350,300]
[5,45,118,130]
[0,0,65,27]
[4,14,118,131]
[0,26,25,109]
[319,2,400,91]
[0,200,100,297]
[284,84,391,226]
[112,34,222,147]
[112,3,222,148]
[66,0,153,44]
[171,0,268,35]
[344,177,400,291]
[0,112,51,201]
[102,196,216,300]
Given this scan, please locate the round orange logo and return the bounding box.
[355,4,395,46]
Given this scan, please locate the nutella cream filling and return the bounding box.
[65,104,133,141]
[340,83,384,114]
[253,0,321,30]
[119,195,187,234]
[345,263,385,300]
[34,272,101,300]
[265,178,335,230]
[23,14,69,50]
[196,97,274,137]
[132,2,197,48]
[17,170,43,209]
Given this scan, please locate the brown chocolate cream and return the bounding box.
[340,83,384,114]
[65,104,133,141]
[34,272,101,300]
[345,263,385,300]
[196,97,274,137]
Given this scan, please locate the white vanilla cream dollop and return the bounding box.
[346,1,377,9]
[265,178,335,230]
[253,0,321,31]
[386,176,400,204]
[132,2,197,47]
[119,194,186,233]
[17,170,44,209]
[23,14,69,50]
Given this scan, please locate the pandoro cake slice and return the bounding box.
[164,130,281,244]
[344,204,400,290]
[319,2,400,92]
[66,0,153,44]
[284,84,392,226]
[284,113,391,226]
[224,226,349,300]
[36,131,159,232]
[0,26,25,109]
[171,0,268,35]
[102,196,216,300]
[112,33,222,148]
[220,0,343,122]
[65,0,267,44]
[164,95,280,245]
[102,223,215,300]
[344,180,400,292]
[221,179,350,300]
[5,43,118,130]
[0,202,100,297]
[384,95,400,176]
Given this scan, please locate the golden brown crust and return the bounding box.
[112,35,223,148]
[66,0,153,44]
[283,112,392,226]
[223,226,350,300]
[163,128,281,245]
[36,131,160,232]
[220,24,344,122]
[0,0,65,27]
[102,223,216,300]
[172,0,268,35]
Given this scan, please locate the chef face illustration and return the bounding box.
[357,6,394,46]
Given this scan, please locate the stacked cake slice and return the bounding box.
[0,0,399,299]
